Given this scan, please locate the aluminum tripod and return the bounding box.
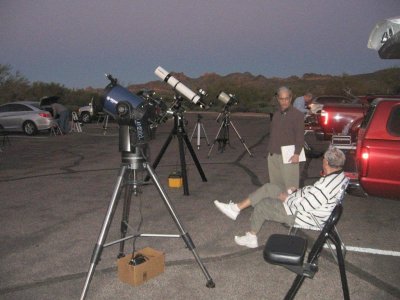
[80,125,215,300]
[190,114,210,150]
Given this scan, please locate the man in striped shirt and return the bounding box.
[214,146,347,248]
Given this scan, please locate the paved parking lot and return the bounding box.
[0,112,399,299]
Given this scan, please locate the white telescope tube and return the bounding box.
[154,66,201,105]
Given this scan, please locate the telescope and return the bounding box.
[102,74,165,144]
[216,91,238,107]
[154,66,209,109]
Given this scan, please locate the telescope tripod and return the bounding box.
[80,126,215,300]
[146,102,207,195]
[207,107,253,158]
[190,114,210,150]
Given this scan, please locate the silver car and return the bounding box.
[0,101,56,135]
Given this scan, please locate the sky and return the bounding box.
[1,0,400,89]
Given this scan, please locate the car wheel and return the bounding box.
[81,112,91,123]
[23,121,38,136]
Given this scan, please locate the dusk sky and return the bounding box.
[1,0,400,89]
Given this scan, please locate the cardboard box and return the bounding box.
[168,172,183,188]
[117,247,165,286]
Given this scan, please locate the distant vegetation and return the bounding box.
[1,63,400,113]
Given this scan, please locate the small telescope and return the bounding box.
[216,91,238,107]
[154,66,208,109]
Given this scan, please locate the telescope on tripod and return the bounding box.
[208,91,253,158]
[147,66,210,195]
[80,74,215,300]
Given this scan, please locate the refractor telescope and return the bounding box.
[154,66,209,109]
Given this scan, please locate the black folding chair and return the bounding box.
[263,204,349,300]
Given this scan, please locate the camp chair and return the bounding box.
[264,204,350,300]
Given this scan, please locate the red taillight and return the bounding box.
[360,147,369,177]
[321,110,328,125]
[39,112,51,118]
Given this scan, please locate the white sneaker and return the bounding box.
[214,200,240,220]
[234,232,258,248]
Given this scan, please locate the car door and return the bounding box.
[0,103,32,131]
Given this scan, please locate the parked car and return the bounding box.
[78,97,103,123]
[0,101,55,135]
[356,98,400,199]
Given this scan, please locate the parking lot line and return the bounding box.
[324,244,400,256]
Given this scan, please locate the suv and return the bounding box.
[356,98,400,199]
[78,99,95,123]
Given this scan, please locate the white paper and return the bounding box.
[281,145,306,164]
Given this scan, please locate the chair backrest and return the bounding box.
[307,204,343,263]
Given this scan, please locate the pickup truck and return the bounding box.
[356,98,400,199]
[314,95,400,141]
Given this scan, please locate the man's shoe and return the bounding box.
[234,232,258,248]
[214,200,240,220]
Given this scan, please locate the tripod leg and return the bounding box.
[177,133,190,195]
[197,123,201,149]
[229,121,253,157]
[118,181,133,258]
[201,123,210,145]
[190,123,197,141]
[145,162,215,288]
[81,166,127,300]
[144,131,174,182]
[183,133,207,182]
[207,121,224,158]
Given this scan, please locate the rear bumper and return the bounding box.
[346,179,367,197]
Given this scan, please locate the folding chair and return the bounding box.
[288,178,349,263]
[71,111,82,133]
[264,204,350,300]
[50,122,63,136]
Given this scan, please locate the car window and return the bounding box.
[30,102,41,109]
[0,103,34,112]
[360,103,377,128]
[387,105,400,136]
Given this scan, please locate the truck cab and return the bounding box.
[356,98,400,199]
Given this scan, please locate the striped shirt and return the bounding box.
[283,171,348,228]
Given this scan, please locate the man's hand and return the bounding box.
[289,154,300,164]
[278,192,288,202]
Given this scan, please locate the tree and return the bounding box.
[0,64,30,103]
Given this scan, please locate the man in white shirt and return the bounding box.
[214,146,347,248]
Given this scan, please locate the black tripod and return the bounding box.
[80,125,215,300]
[207,106,253,158]
[146,97,207,195]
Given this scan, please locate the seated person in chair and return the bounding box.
[214,146,346,248]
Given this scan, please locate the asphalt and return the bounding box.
[0,112,399,300]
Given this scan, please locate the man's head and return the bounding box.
[304,92,313,104]
[322,146,346,175]
[276,86,292,111]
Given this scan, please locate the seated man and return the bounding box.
[214,146,347,248]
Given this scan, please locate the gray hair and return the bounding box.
[277,86,293,98]
[324,146,346,168]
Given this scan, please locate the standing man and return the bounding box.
[293,91,313,114]
[266,86,305,191]
[51,102,70,134]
